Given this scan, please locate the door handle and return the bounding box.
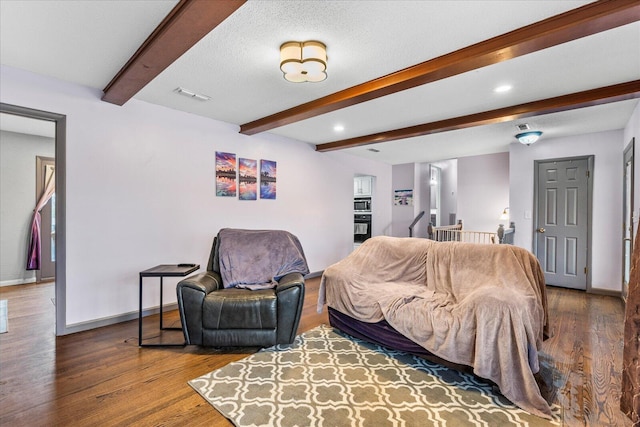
[536,227,546,233]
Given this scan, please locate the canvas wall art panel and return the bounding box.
[238,158,257,200]
[260,160,277,200]
[394,189,413,205]
[216,151,237,197]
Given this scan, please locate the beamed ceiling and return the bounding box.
[1,0,639,164]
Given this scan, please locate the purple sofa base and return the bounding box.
[328,307,474,373]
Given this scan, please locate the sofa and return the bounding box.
[318,236,551,419]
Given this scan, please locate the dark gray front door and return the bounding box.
[535,158,590,290]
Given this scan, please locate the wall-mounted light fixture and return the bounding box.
[499,207,510,221]
[515,131,542,145]
[280,41,327,83]
[497,207,511,243]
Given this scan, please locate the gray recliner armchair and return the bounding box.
[176,229,308,347]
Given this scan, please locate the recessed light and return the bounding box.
[494,84,512,93]
[333,124,345,132]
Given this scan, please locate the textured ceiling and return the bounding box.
[136,0,590,124]
[0,0,178,89]
[1,0,638,164]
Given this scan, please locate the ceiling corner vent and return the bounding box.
[516,123,530,131]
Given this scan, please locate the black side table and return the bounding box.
[138,264,199,347]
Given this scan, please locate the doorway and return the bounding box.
[534,156,593,290]
[429,165,441,226]
[623,139,634,302]
[0,103,67,335]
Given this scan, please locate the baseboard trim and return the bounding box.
[305,270,324,279]
[0,278,37,287]
[588,288,621,298]
[63,303,179,335]
[61,271,325,335]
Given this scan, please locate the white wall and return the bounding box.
[413,162,430,238]
[0,130,55,284]
[457,152,509,232]
[0,65,392,328]
[510,130,623,292]
[391,163,415,237]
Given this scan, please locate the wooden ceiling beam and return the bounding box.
[315,80,640,152]
[240,0,640,135]
[102,0,246,105]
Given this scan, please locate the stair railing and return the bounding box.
[408,211,426,237]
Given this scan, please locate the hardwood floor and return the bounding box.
[0,279,631,426]
[540,286,631,426]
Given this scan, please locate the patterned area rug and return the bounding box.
[189,325,560,426]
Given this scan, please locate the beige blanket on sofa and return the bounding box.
[318,236,551,419]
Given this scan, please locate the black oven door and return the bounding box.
[354,214,372,243]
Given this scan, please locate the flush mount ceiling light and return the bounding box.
[515,131,542,146]
[280,41,327,83]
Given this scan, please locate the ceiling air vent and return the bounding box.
[516,123,530,131]
[367,148,380,153]
[175,87,211,101]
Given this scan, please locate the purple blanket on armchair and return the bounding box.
[218,229,309,290]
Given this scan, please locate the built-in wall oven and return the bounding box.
[354,214,372,243]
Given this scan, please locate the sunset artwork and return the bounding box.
[215,151,237,197]
[394,189,413,206]
[260,159,276,200]
[238,158,257,200]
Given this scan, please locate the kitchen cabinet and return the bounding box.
[354,176,373,196]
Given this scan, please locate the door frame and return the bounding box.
[1,102,67,336]
[533,155,594,291]
[35,156,56,282]
[623,138,634,302]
